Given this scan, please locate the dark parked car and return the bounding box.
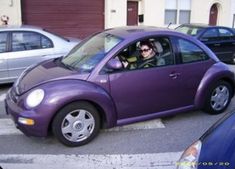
[177,111,235,169]
[5,26,235,147]
[175,24,235,64]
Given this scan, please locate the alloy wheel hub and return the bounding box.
[73,121,84,131]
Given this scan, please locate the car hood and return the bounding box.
[198,112,235,163]
[15,59,89,95]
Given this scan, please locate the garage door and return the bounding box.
[22,0,104,39]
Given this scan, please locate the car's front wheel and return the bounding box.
[204,81,232,114]
[52,101,100,147]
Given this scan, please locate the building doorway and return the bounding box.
[127,1,138,25]
[209,4,218,25]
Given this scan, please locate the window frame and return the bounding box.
[164,0,191,26]
[9,31,54,52]
[102,35,176,74]
[165,9,177,25]
[179,10,191,24]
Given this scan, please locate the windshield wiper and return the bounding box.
[62,62,75,70]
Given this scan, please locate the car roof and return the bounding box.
[0,25,44,31]
[104,26,177,39]
[179,23,209,28]
[179,23,234,30]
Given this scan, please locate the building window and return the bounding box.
[165,0,191,25]
[179,10,191,24]
[165,10,177,24]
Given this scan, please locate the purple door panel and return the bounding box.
[176,60,213,106]
[109,65,183,119]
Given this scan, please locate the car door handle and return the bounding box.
[214,43,221,46]
[169,72,181,79]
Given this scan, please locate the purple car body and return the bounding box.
[5,26,235,146]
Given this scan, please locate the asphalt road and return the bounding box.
[0,65,234,169]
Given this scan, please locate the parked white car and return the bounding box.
[0,25,80,84]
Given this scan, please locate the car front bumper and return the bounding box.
[5,88,49,137]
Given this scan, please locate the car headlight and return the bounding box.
[177,140,202,169]
[26,89,45,108]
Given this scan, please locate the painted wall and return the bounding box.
[191,0,231,26]
[0,0,21,25]
[105,0,127,28]
[1,0,234,28]
[142,0,235,27]
[105,0,166,28]
[141,0,165,27]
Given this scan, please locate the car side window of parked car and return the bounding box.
[11,31,53,52]
[219,28,234,36]
[176,38,209,63]
[0,32,8,53]
[110,37,175,72]
[201,28,219,40]
[41,36,53,48]
[218,28,234,37]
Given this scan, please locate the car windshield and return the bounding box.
[175,25,203,36]
[61,32,123,73]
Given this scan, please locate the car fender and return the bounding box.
[194,62,235,109]
[36,79,117,132]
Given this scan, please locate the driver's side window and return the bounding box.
[117,43,139,70]
[116,37,174,71]
[104,36,174,73]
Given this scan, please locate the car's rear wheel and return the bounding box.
[52,101,100,147]
[204,81,232,114]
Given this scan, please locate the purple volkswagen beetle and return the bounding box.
[5,26,235,147]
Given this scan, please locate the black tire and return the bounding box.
[52,101,100,147]
[204,81,232,115]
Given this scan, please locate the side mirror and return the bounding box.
[106,58,123,70]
